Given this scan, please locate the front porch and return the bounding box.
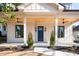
[7,17,56,47]
[6,17,77,47]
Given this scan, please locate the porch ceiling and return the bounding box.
[7,17,79,25]
[27,18,77,22]
[57,18,79,25]
[58,18,77,22]
[26,18,78,24]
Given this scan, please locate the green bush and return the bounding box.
[27,32,33,48]
[50,31,55,48]
[0,37,2,43]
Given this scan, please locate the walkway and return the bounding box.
[34,47,79,56]
[0,43,78,56]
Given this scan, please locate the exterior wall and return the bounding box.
[27,22,35,43]
[7,21,36,43]
[56,23,74,47]
[7,22,24,43]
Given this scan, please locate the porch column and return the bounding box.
[55,18,58,46]
[23,16,27,46]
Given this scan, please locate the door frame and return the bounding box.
[37,26,44,42]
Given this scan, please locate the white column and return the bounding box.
[24,16,27,46]
[55,18,58,46]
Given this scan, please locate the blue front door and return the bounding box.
[38,26,44,42]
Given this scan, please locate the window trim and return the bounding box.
[58,26,65,38]
[15,25,24,38]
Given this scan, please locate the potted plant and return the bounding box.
[50,31,55,48]
[27,32,33,49]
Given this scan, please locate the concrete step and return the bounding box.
[33,42,49,47]
[34,47,54,55]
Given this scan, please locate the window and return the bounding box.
[15,25,24,38]
[3,25,6,31]
[58,26,65,38]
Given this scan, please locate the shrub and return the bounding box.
[50,31,55,48]
[0,37,2,43]
[27,32,33,48]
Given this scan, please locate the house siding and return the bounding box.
[7,22,24,43]
[55,23,74,47]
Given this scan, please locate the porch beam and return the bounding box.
[56,12,79,18]
[23,16,27,46]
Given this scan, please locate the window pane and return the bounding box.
[3,25,6,31]
[58,26,65,38]
[15,25,24,38]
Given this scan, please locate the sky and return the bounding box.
[71,3,79,26]
[71,3,79,10]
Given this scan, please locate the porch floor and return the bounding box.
[0,43,24,47]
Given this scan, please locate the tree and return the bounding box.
[0,3,13,12]
[0,3,22,24]
[27,32,33,48]
[50,31,55,48]
[12,3,22,11]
